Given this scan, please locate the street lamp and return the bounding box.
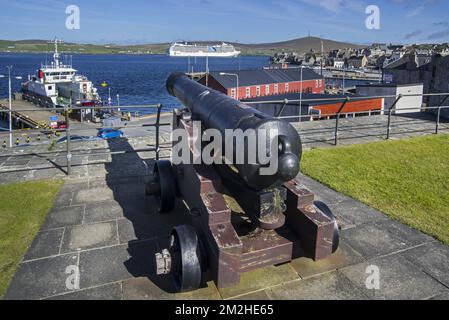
[299,66,304,122]
[1,66,22,147]
[220,72,239,100]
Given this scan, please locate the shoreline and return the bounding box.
[0,51,270,57]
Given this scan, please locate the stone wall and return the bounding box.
[386,55,449,118]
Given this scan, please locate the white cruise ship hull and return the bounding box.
[170,50,241,58]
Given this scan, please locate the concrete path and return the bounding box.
[295,112,449,149]
[2,113,449,300]
[4,170,449,300]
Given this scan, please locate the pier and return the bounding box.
[0,99,63,130]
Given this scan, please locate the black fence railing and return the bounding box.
[0,104,171,175]
[1,92,449,175]
[245,92,449,145]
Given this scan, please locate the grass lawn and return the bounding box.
[0,179,63,298]
[301,134,449,245]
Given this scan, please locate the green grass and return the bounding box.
[0,179,63,298]
[301,134,449,245]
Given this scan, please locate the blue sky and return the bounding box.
[0,0,448,44]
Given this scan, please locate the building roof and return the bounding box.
[243,92,379,106]
[356,83,424,88]
[348,56,366,61]
[384,53,432,70]
[206,68,323,89]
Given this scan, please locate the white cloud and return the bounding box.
[296,0,365,12]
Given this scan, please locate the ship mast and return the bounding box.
[47,38,62,67]
[54,38,60,67]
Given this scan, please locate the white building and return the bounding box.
[355,83,424,114]
[334,59,345,69]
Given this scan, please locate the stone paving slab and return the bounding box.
[73,187,114,204]
[400,241,449,287]
[341,220,433,260]
[429,292,449,300]
[45,282,123,300]
[23,228,64,261]
[60,221,118,253]
[265,271,369,300]
[290,242,365,279]
[78,240,156,289]
[339,252,448,300]
[229,290,272,300]
[5,253,79,300]
[122,277,222,300]
[41,205,85,230]
[217,264,299,300]
[83,200,124,223]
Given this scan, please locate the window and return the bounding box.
[256,86,261,97]
[48,86,53,90]
[274,84,279,94]
[246,87,251,98]
[265,85,270,94]
[285,83,289,92]
[231,88,236,98]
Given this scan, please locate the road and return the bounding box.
[0,112,173,148]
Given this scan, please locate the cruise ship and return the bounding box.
[169,42,241,57]
[21,39,101,108]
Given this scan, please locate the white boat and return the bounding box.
[169,42,240,57]
[21,39,101,108]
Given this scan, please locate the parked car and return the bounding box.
[97,128,124,139]
[50,121,67,130]
[57,135,101,143]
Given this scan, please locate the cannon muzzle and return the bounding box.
[167,72,302,190]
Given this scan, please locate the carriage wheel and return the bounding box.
[169,225,202,292]
[147,160,176,213]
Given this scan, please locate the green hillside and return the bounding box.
[0,37,362,56]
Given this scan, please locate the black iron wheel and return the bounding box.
[153,160,176,213]
[169,225,202,292]
[314,201,340,253]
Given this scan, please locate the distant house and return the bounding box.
[333,58,345,69]
[356,83,424,114]
[347,56,368,69]
[348,56,368,69]
[384,54,449,118]
[198,68,325,99]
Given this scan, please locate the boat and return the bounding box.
[21,39,101,108]
[169,42,240,57]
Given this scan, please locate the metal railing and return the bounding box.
[245,92,449,145]
[0,104,171,175]
[1,92,449,175]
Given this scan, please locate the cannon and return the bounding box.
[150,73,340,292]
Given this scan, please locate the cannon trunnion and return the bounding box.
[149,73,340,292]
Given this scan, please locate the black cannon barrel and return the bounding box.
[167,72,302,190]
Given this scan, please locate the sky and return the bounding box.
[0,0,448,45]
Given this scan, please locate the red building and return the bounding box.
[244,93,383,122]
[198,69,325,99]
